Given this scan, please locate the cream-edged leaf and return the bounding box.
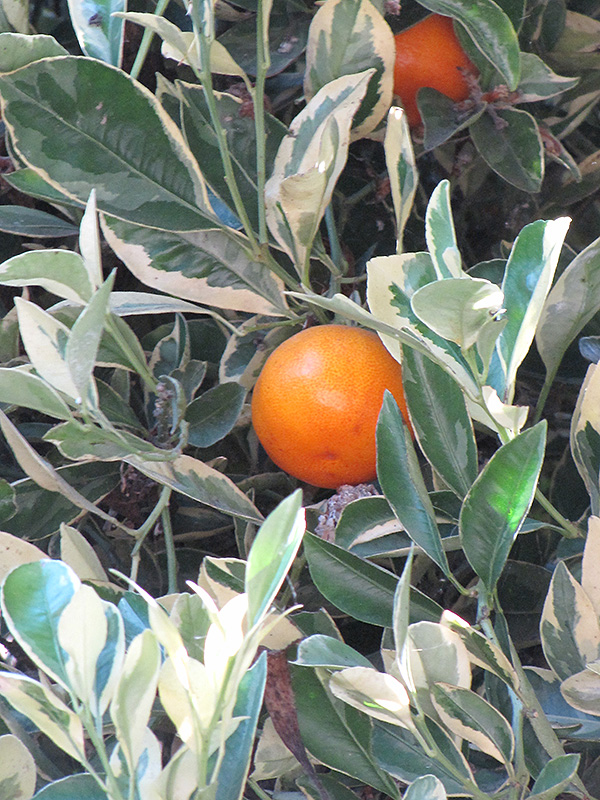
[330,666,415,729]
[541,561,600,681]
[60,523,109,582]
[0,733,36,800]
[0,674,85,763]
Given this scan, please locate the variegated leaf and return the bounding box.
[440,611,518,689]
[425,181,462,279]
[536,234,600,384]
[101,215,288,316]
[57,583,108,704]
[0,410,124,529]
[570,362,600,515]
[14,298,79,400]
[266,70,372,276]
[0,368,71,420]
[0,734,36,800]
[79,190,103,291]
[110,628,161,772]
[560,668,600,717]
[410,277,504,350]
[403,775,446,800]
[432,683,514,764]
[541,561,600,681]
[0,56,215,232]
[158,655,217,742]
[582,516,600,619]
[0,674,85,763]
[0,33,67,72]
[304,0,395,138]
[492,217,570,403]
[60,524,109,582]
[384,106,417,253]
[67,0,125,65]
[366,252,479,398]
[407,622,471,719]
[125,452,262,523]
[329,666,414,729]
[0,531,46,583]
[0,249,93,303]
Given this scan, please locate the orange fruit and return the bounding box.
[251,324,411,489]
[393,14,477,127]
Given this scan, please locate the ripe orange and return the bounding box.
[251,324,411,489]
[393,14,477,127]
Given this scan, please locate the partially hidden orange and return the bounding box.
[251,324,411,489]
[393,13,478,127]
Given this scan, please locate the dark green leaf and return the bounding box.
[294,635,373,669]
[304,531,442,627]
[0,206,78,237]
[33,774,108,799]
[470,107,543,193]
[291,665,399,796]
[377,393,449,574]
[186,382,246,448]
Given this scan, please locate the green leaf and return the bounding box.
[377,392,450,575]
[1,560,79,689]
[0,206,78,238]
[303,0,395,138]
[470,107,544,193]
[32,774,107,799]
[0,56,216,231]
[291,665,400,797]
[431,683,514,764]
[537,234,600,384]
[0,733,36,800]
[540,561,600,681]
[401,347,477,497]
[491,217,570,402]
[295,634,373,669]
[186,382,246,448]
[0,250,94,303]
[417,0,520,87]
[529,753,580,800]
[303,531,442,627]
[384,106,418,252]
[420,88,485,151]
[245,490,304,626]
[372,718,473,794]
[265,70,372,274]
[67,0,125,64]
[411,277,504,350]
[110,628,161,772]
[404,775,447,800]
[0,32,67,71]
[214,653,267,800]
[459,422,546,591]
[101,215,288,316]
[0,674,85,763]
[517,52,579,102]
[425,180,462,279]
